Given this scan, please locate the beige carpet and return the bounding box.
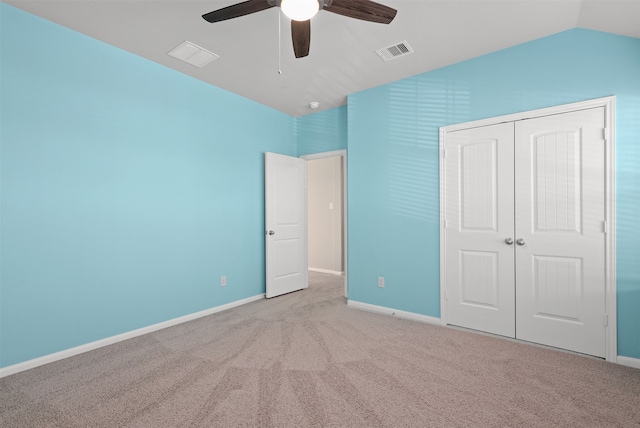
[1,272,639,427]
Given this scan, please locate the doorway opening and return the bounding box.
[302,150,348,298]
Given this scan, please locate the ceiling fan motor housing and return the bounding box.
[267,0,333,10]
[268,0,333,10]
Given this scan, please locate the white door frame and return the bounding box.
[439,97,617,362]
[301,149,348,298]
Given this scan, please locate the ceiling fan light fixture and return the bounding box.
[281,0,319,21]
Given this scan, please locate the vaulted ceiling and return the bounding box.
[5,0,640,116]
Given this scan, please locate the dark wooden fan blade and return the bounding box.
[291,20,311,58]
[325,0,397,24]
[202,0,274,23]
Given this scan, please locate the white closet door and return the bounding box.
[445,122,516,337]
[514,108,606,357]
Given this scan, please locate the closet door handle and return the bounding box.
[505,238,514,245]
[516,238,525,246]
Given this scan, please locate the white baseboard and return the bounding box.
[348,301,640,370]
[617,355,640,369]
[4,294,636,378]
[347,300,443,326]
[309,267,343,276]
[0,293,265,379]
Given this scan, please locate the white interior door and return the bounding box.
[445,122,516,337]
[514,108,606,357]
[265,152,308,298]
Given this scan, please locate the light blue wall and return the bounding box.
[0,4,295,368]
[2,3,638,369]
[347,29,640,358]
[296,105,348,156]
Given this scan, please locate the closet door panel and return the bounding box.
[514,108,606,357]
[445,122,515,338]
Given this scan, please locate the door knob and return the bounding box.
[516,238,525,246]
[268,230,275,236]
[505,238,514,245]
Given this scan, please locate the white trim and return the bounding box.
[301,149,346,161]
[617,356,640,370]
[439,125,448,326]
[439,96,617,362]
[0,294,265,379]
[441,96,617,133]
[603,99,617,363]
[347,300,444,326]
[309,267,344,276]
[301,149,349,298]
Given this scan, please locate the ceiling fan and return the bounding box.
[202,0,397,58]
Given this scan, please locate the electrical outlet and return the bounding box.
[378,276,385,288]
[220,275,227,286]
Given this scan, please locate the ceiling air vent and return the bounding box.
[375,40,414,62]
[167,41,219,68]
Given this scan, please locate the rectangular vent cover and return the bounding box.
[168,41,219,68]
[375,41,414,62]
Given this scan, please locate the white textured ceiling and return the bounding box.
[5,0,640,117]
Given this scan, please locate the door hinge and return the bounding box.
[443,149,447,159]
[444,288,448,301]
[604,314,608,327]
[602,128,607,141]
[444,219,448,229]
[602,220,608,234]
